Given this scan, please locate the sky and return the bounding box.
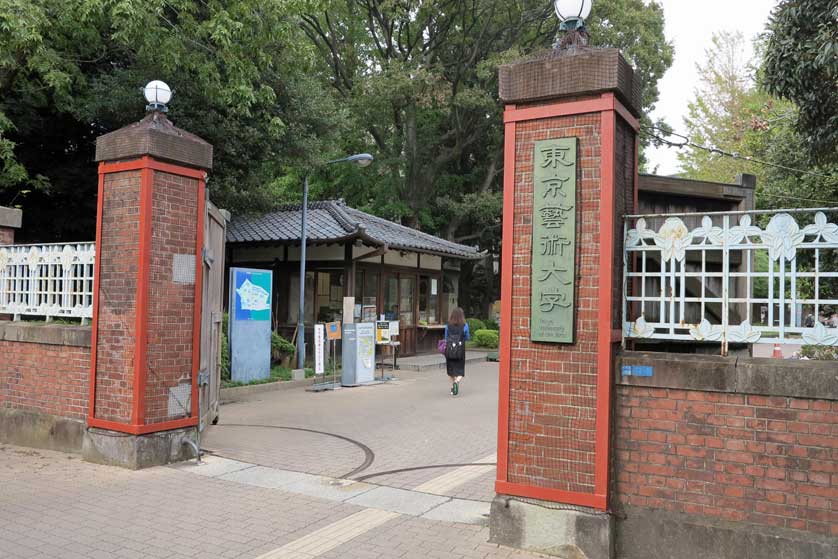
[646,0,780,176]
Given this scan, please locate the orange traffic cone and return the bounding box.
[772,344,783,359]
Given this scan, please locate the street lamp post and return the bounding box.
[297,153,374,370]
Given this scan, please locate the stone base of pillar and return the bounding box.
[490,495,614,559]
[82,426,198,469]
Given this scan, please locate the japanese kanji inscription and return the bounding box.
[531,138,577,343]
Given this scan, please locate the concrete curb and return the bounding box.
[220,377,313,403]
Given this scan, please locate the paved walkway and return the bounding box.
[0,362,540,559]
[0,444,548,559]
[203,361,500,502]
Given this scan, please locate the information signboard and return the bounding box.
[228,267,273,382]
[326,321,341,341]
[531,138,577,343]
[376,321,391,344]
[314,323,325,375]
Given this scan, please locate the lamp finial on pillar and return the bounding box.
[554,0,593,50]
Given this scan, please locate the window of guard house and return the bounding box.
[315,270,343,323]
[400,276,415,327]
[355,270,378,322]
[288,271,343,324]
[429,277,438,324]
[419,276,439,325]
[384,275,398,321]
[419,277,429,324]
[288,272,315,324]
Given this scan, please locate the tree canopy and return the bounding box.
[0,0,341,241]
[762,0,838,164]
[677,30,838,210]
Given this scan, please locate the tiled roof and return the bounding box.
[227,200,484,259]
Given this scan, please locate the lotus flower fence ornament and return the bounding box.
[622,208,838,353]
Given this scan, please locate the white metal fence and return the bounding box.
[622,208,838,353]
[0,242,95,322]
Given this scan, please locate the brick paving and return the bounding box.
[203,362,500,498]
[0,361,535,559]
[0,444,547,559]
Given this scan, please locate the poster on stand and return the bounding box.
[376,321,391,344]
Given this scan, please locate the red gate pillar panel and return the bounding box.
[89,111,211,442]
[496,49,640,511]
[93,170,142,424]
[144,170,204,426]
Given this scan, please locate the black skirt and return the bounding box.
[446,358,465,377]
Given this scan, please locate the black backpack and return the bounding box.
[445,324,466,360]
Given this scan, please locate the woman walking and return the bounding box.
[444,307,470,396]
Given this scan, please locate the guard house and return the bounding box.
[226,200,484,356]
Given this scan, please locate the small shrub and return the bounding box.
[800,345,838,360]
[271,332,296,362]
[473,329,499,349]
[485,319,499,331]
[467,318,486,333]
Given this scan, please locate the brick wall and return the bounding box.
[93,170,140,423]
[507,106,602,494]
[614,385,838,537]
[0,339,90,421]
[144,171,198,424]
[504,99,636,497]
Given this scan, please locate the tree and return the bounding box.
[0,0,340,241]
[678,31,768,183]
[298,0,671,314]
[300,0,672,234]
[763,0,838,164]
[678,31,838,209]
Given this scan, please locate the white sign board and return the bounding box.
[389,321,399,337]
[314,323,325,375]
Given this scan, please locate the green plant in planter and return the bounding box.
[473,329,499,349]
[271,332,296,365]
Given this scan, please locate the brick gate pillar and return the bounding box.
[83,110,212,469]
[491,49,640,557]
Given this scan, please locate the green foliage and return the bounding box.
[301,0,672,242]
[472,329,499,349]
[271,332,295,358]
[678,31,838,207]
[466,318,486,333]
[221,312,231,382]
[799,345,838,360]
[0,0,341,241]
[763,0,838,164]
[485,319,499,331]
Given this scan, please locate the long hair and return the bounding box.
[448,307,466,327]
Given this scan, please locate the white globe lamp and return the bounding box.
[554,0,592,31]
[143,80,172,112]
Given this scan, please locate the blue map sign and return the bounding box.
[229,267,273,382]
[234,269,272,321]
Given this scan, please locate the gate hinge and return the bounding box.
[203,247,215,266]
[198,370,210,386]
